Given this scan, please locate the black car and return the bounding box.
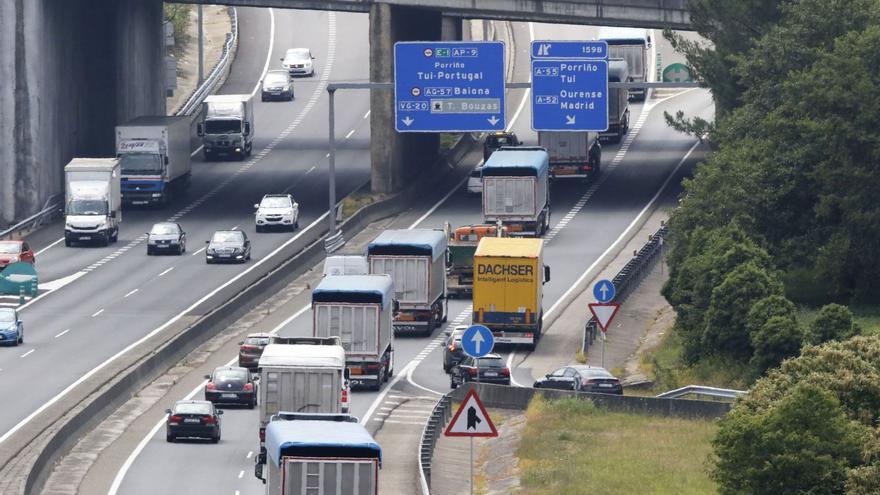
[204,366,258,408]
[206,230,251,264]
[165,400,222,443]
[260,69,294,101]
[483,131,521,161]
[533,365,623,395]
[450,354,510,388]
[442,325,467,373]
[146,222,186,255]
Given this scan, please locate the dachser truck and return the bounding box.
[481,147,551,237]
[312,275,395,390]
[472,237,550,350]
[368,230,448,336]
[446,224,507,298]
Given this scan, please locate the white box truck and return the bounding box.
[537,131,602,182]
[482,147,551,237]
[600,59,631,143]
[197,94,255,161]
[367,230,448,336]
[63,158,121,247]
[599,27,651,101]
[312,275,395,390]
[115,116,191,207]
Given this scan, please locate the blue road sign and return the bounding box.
[394,41,506,133]
[593,279,616,303]
[531,59,608,132]
[462,324,495,358]
[531,40,608,60]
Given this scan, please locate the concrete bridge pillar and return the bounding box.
[369,4,442,194]
[0,0,164,224]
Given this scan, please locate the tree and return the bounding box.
[749,316,803,374]
[746,294,797,338]
[807,303,860,346]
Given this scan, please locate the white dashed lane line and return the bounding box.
[55,329,70,338]
[20,349,35,358]
[158,267,174,277]
[91,309,105,318]
[124,289,139,298]
[191,247,206,257]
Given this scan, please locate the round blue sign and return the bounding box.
[593,279,616,303]
[461,325,495,358]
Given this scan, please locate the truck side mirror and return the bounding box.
[244,122,251,136]
[164,156,169,165]
[344,368,350,380]
[544,265,551,284]
[110,211,117,219]
[197,123,204,137]
[392,300,400,314]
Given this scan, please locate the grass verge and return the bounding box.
[518,395,717,494]
[796,305,880,336]
[339,191,389,219]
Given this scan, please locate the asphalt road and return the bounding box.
[110,20,714,495]
[0,6,372,448]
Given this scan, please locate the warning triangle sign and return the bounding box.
[444,389,498,437]
[589,302,621,332]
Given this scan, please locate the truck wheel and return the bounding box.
[111,229,118,243]
[100,232,110,247]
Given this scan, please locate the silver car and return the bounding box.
[261,70,294,101]
[281,48,315,76]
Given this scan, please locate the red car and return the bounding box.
[238,333,271,370]
[0,241,35,270]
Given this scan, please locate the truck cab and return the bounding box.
[483,131,521,161]
[198,94,255,161]
[63,158,122,247]
[447,224,508,298]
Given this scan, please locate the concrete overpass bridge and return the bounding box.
[0,0,691,223]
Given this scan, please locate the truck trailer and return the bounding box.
[367,230,448,336]
[537,131,602,182]
[446,224,507,298]
[481,147,551,237]
[600,59,631,143]
[312,275,395,390]
[472,237,550,350]
[115,116,191,206]
[599,27,651,101]
[197,94,255,161]
[63,158,121,247]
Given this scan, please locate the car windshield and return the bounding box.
[0,243,22,254]
[488,135,514,147]
[476,358,505,368]
[204,119,241,134]
[577,368,613,379]
[245,337,270,346]
[213,369,247,382]
[265,73,288,85]
[212,231,243,243]
[0,309,15,323]
[260,197,292,208]
[67,199,107,215]
[150,224,179,235]
[120,153,162,174]
[286,49,310,61]
[173,403,212,415]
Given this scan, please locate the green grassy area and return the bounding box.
[518,396,718,494]
[339,191,388,219]
[796,305,880,336]
[440,133,463,153]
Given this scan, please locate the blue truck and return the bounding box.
[115,116,191,207]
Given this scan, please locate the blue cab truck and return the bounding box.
[115,116,191,207]
[255,413,381,495]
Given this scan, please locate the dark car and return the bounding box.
[450,354,510,388]
[238,333,271,369]
[204,366,258,408]
[146,222,186,255]
[260,70,294,101]
[165,399,222,443]
[442,325,467,373]
[0,240,35,270]
[0,308,24,346]
[483,131,521,161]
[533,365,623,395]
[206,230,251,264]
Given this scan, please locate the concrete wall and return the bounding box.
[0,0,164,224]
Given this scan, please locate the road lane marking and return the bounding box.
[238,470,244,479]
[35,238,64,256]
[124,289,139,298]
[158,267,174,277]
[21,349,34,358]
[363,110,370,119]
[91,309,104,317]
[191,246,206,256]
[345,129,355,139]
[246,451,253,459]
[55,329,70,338]
[250,8,276,97]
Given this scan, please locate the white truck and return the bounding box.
[63,158,121,247]
[257,340,348,450]
[256,413,381,495]
[537,131,602,182]
[599,27,651,101]
[197,94,255,161]
[482,147,551,237]
[367,230,448,336]
[115,116,191,207]
[601,59,631,143]
[312,275,395,390]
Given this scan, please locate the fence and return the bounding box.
[418,395,453,494]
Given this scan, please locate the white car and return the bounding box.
[467,166,483,194]
[254,194,299,232]
[281,48,315,76]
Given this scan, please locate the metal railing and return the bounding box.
[656,385,747,400]
[419,395,452,494]
[0,195,63,240]
[175,7,238,117]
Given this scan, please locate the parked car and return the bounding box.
[261,69,294,101]
[204,366,258,408]
[533,365,623,395]
[254,194,299,232]
[442,325,467,373]
[483,131,521,161]
[205,230,251,264]
[146,222,186,255]
[238,333,272,369]
[165,400,222,443]
[450,354,510,388]
[467,166,483,194]
[281,48,315,76]
[0,240,35,269]
[0,308,24,346]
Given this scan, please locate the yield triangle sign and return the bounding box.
[589,302,621,332]
[444,389,498,437]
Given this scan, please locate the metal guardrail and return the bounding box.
[175,7,238,117]
[419,395,452,494]
[656,385,747,400]
[0,195,63,240]
[583,223,667,354]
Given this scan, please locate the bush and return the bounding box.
[807,303,860,345]
[164,4,192,48]
[749,315,803,374]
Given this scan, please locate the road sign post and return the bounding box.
[593,279,616,303]
[445,388,498,495]
[394,41,506,132]
[462,324,495,358]
[589,302,621,368]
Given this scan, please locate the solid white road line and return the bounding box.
[250,8,276,97]
[34,238,64,257]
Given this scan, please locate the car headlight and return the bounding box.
[206,248,215,255]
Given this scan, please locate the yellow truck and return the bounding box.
[472,237,550,350]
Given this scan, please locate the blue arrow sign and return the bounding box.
[531,40,608,60]
[394,41,506,133]
[593,279,616,303]
[461,324,495,358]
[531,59,608,132]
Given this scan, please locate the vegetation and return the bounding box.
[518,396,718,494]
[164,4,192,56]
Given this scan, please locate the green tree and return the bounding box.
[749,315,803,374]
[807,303,860,346]
[746,294,797,338]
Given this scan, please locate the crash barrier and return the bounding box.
[0,195,63,241]
[656,385,747,400]
[418,395,453,494]
[583,223,667,354]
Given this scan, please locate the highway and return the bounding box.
[0,6,372,451]
[106,19,713,495]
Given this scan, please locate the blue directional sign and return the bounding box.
[462,324,495,358]
[531,40,608,60]
[394,41,506,133]
[593,279,616,303]
[531,59,608,132]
